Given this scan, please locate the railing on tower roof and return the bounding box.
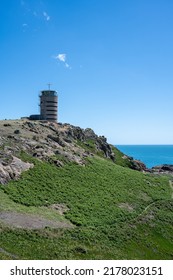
[39,90,58,97]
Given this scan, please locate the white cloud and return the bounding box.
[55,54,66,62]
[65,63,70,68]
[22,23,28,32]
[54,54,71,69]
[43,11,50,21]
[21,1,48,21]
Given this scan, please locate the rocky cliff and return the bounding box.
[0,119,156,185]
[0,120,117,184]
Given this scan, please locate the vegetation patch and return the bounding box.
[0,154,172,259]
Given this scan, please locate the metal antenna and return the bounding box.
[48,83,51,91]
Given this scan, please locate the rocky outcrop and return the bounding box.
[0,120,115,184]
[0,156,34,184]
[131,159,149,172]
[151,164,173,174]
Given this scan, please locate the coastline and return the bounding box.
[116,145,173,169]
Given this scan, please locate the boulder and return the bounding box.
[0,156,34,185]
[152,164,173,174]
[132,160,149,172]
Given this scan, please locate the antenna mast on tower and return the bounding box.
[47,83,51,91]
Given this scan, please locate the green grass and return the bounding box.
[0,190,67,222]
[0,153,172,259]
[0,251,14,260]
[111,146,137,168]
[76,139,105,157]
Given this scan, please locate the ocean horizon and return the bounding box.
[116,145,173,169]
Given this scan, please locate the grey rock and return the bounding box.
[0,119,117,185]
[0,156,34,184]
[152,164,173,174]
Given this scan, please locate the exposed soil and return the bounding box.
[0,211,73,229]
[49,203,70,215]
[118,202,134,212]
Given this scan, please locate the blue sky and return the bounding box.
[0,0,173,144]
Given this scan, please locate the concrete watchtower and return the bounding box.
[40,88,58,122]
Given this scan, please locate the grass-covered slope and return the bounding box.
[0,153,172,259]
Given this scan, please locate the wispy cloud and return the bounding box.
[54,54,71,69]
[43,11,50,21]
[56,54,66,62]
[33,11,38,17]
[65,63,70,68]
[22,23,28,32]
[21,1,51,23]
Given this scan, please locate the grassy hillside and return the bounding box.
[0,152,172,259]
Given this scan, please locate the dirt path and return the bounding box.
[137,180,173,219]
[0,211,73,229]
[0,211,73,260]
[0,247,18,259]
[138,201,156,218]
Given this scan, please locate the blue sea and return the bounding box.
[116,145,173,168]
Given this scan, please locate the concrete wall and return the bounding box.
[40,90,58,122]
